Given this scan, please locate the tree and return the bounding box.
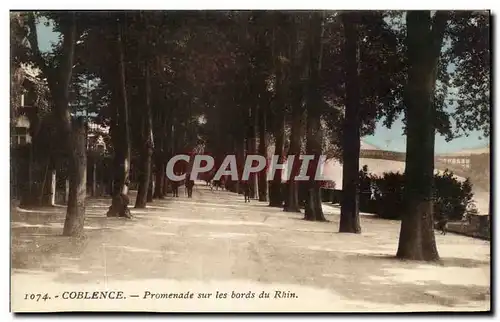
[303,12,326,222]
[134,12,155,208]
[339,12,362,233]
[10,12,28,128]
[71,11,135,217]
[268,12,291,208]
[135,58,154,208]
[25,12,86,236]
[396,11,448,261]
[283,13,308,213]
[104,13,133,217]
[320,11,405,231]
[396,10,490,261]
[257,88,270,202]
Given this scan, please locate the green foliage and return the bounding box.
[10,13,29,67]
[433,170,475,221]
[313,11,409,166]
[359,166,476,221]
[10,13,29,123]
[446,11,490,138]
[381,11,490,140]
[371,171,406,219]
[14,10,490,181]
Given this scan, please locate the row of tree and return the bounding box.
[11,10,489,261]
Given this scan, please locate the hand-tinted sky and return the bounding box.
[363,118,488,152]
[35,19,489,154]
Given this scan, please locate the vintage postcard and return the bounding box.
[10,9,491,313]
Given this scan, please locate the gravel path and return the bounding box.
[11,183,490,312]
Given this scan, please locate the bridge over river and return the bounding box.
[359,147,490,191]
[320,143,490,214]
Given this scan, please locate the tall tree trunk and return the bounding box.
[135,60,154,208]
[106,14,132,218]
[153,152,165,198]
[257,94,269,202]
[303,12,326,222]
[153,113,166,199]
[165,173,173,197]
[63,119,87,236]
[245,101,258,199]
[117,14,132,196]
[50,169,56,206]
[27,143,34,204]
[28,12,86,235]
[268,24,286,208]
[284,25,305,213]
[91,160,97,197]
[396,11,448,261]
[110,118,124,196]
[269,114,285,207]
[27,11,84,231]
[234,138,244,194]
[147,171,154,202]
[339,12,362,233]
[250,104,259,199]
[162,119,173,196]
[65,179,70,204]
[39,158,51,206]
[284,91,303,213]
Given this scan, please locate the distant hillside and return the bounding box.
[360,141,381,150]
[436,145,490,157]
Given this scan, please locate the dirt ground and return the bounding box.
[11,183,490,312]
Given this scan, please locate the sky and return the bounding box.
[363,118,488,153]
[35,20,489,154]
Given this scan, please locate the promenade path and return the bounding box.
[11,183,490,312]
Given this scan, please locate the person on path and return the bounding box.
[172,174,180,197]
[186,176,195,198]
[241,180,250,203]
[436,215,448,235]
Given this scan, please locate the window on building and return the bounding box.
[11,133,31,146]
[13,127,27,136]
